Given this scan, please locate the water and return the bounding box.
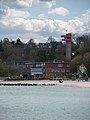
[0,86,90,120]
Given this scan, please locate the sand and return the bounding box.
[0,79,90,88]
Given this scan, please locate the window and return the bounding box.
[36,64,41,67]
[61,69,65,73]
[58,63,63,67]
[66,64,70,67]
[66,69,70,72]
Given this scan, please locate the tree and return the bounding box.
[0,40,3,52]
[35,48,48,62]
[1,39,13,60]
[47,36,55,43]
[71,55,82,73]
[15,38,24,47]
[83,52,90,76]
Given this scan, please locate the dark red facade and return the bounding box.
[44,62,71,77]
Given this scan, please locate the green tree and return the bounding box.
[83,52,90,76]
[15,38,24,47]
[72,55,82,72]
[1,39,13,60]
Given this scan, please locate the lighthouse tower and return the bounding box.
[61,33,72,61]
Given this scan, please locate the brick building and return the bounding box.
[25,61,72,79]
[44,62,71,78]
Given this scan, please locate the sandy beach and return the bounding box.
[0,79,90,88]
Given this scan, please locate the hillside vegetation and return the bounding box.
[0,35,90,76]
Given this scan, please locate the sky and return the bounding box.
[0,0,90,43]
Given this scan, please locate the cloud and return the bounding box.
[0,0,33,9]
[67,19,84,33]
[0,2,90,43]
[45,1,55,9]
[0,0,54,10]
[15,0,33,8]
[39,0,55,9]
[0,5,8,18]
[68,10,90,34]
[6,8,30,18]
[48,7,69,16]
[0,0,31,19]
[38,14,47,19]
[0,6,30,27]
[80,10,90,33]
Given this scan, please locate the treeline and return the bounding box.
[0,37,66,62]
[71,35,90,76]
[0,34,90,76]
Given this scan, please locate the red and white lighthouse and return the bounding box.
[61,33,72,61]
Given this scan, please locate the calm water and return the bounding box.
[0,86,90,120]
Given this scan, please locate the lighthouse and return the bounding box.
[61,33,72,61]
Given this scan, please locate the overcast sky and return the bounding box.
[0,0,90,43]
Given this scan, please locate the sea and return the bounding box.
[0,86,90,120]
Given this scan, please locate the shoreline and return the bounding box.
[0,79,90,88]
